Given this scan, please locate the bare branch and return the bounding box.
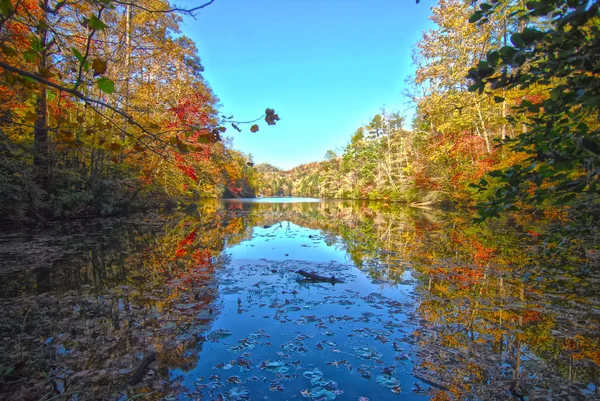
[222,115,265,125]
[111,0,215,16]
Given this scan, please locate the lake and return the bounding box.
[0,199,598,400]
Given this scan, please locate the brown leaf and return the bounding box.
[250,124,259,133]
[265,108,280,126]
[92,59,107,76]
[38,67,54,78]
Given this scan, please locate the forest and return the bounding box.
[1,0,599,400]
[0,0,274,222]
[1,0,596,242]
[257,0,598,225]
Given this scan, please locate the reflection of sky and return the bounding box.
[223,197,321,204]
[177,202,425,400]
[225,222,348,264]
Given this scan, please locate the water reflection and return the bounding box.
[0,199,598,400]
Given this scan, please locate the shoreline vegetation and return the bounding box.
[0,0,597,245]
[1,0,599,398]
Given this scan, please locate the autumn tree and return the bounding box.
[0,0,279,220]
[468,0,600,245]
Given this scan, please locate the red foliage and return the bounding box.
[451,231,496,266]
[173,153,198,181]
[228,186,242,197]
[522,309,543,325]
[169,93,211,129]
[192,249,212,268]
[174,229,197,258]
[525,94,545,105]
[413,168,440,190]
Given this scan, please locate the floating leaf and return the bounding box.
[376,374,400,389]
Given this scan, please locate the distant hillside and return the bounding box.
[254,163,282,173]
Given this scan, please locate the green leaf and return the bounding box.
[0,0,15,16]
[468,83,480,92]
[498,46,517,61]
[494,96,505,103]
[477,61,495,78]
[554,193,576,205]
[550,86,564,101]
[97,77,115,94]
[89,15,107,30]
[486,51,500,67]
[23,50,39,62]
[469,10,484,23]
[176,142,189,154]
[510,33,525,47]
[521,28,543,45]
[580,138,600,154]
[29,36,42,52]
[72,48,84,62]
[0,44,17,57]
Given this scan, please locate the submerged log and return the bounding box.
[128,351,156,386]
[296,269,344,284]
[413,374,450,391]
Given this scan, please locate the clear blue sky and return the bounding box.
[182,0,436,170]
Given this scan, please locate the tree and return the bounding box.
[0,0,279,220]
[468,0,600,241]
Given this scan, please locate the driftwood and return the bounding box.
[413,374,450,391]
[296,269,344,284]
[128,351,156,386]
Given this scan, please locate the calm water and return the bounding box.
[0,199,598,400]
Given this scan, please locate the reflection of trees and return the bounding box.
[0,208,257,400]
[213,199,443,283]
[3,200,596,400]
[406,218,598,398]
[211,199,600,400]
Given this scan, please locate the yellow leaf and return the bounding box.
[24,111,38,122]
[58,130,74,143]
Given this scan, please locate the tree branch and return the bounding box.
[111,0,215,17]
[0,60,166,146]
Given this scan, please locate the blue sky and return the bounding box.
[182,0,436,170]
